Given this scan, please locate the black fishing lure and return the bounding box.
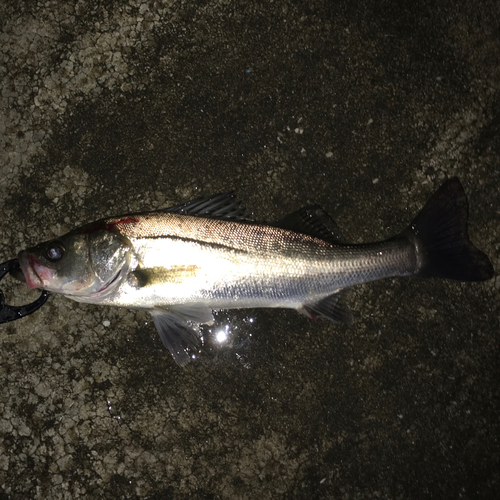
[0,259,49,323]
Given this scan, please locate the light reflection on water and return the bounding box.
[203,311,256,368]
[214,323,230,344]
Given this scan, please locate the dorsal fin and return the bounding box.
[273,205,347,244]
[162,192,250,220]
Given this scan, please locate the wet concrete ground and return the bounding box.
[1,0,499,498]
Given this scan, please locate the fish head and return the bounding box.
[18,225,133,299]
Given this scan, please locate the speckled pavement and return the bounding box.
[1,1,499,499]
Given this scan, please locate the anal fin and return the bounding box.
[299,291,353,324]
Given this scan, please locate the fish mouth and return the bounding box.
[18,251,53,290]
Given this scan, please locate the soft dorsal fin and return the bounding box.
[273,205,347,244]
[162,192,250,220]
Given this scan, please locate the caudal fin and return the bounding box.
[405,178,494,281]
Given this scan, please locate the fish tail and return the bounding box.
[405,178,494,281]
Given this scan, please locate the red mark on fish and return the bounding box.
[104,217,140,230]
[81,217,140,234]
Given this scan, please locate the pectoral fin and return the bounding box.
[166,304,215,324]
[149,304,214,367]
[149,312,200,367]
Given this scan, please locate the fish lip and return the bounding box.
[18,251,46,289]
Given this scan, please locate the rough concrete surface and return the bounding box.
[0,0,499,499]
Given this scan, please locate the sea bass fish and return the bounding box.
[18,178,494,366]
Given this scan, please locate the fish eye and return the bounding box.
[46,243,65,262]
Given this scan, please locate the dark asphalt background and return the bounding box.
[0,1,499,499]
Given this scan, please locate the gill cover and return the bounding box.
[86,230,132,295]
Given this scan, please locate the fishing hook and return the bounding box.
[0,258,50,324]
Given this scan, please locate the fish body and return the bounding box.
[18,179,494,366]
[67,213,415,310]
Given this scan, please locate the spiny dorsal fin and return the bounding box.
[161,192,250,220]
[273,205,347,244]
